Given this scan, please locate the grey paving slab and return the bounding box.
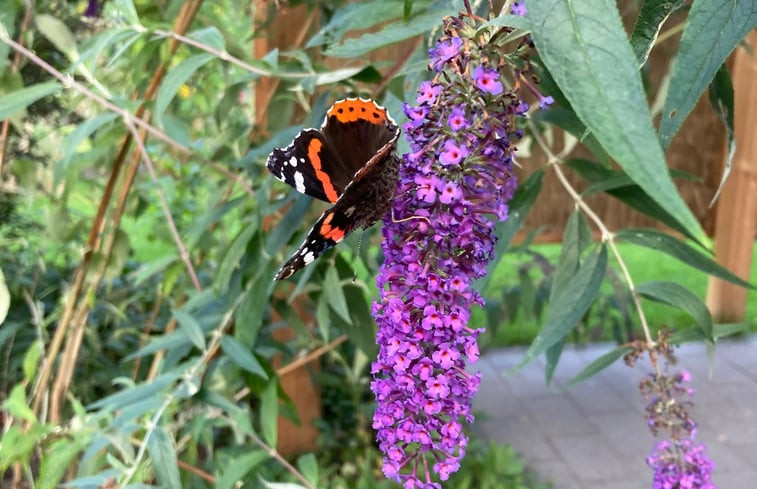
[473,338,757,488]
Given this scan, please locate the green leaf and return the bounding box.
[712,322,750,339]
[35,14,78,59]
[297,453,319,488]
[214,451,268,489]
[56,113,119,186]
[516,244,608,369]
[260,380,278,448]
[22,341,43,381]
[325,7,456,57]
[189,26,226,50]
[565,345,633,387]
[307,1,406,47]
[629,0,685,66]
[37,438,87,489]
[496,169,544,252]
[311,66,366,86]
[0,267,9,326]
[545,339,564,385]
[565,159,704,245]
[659,0,757,150]
[637,281,714,340]
[551,211,592,293]
[330,278,378,358]
[87,372,179,410]
[0,5,18,73]
[215,219,257,295]
[477,14,530,32]
[707,64,736,206]
[173,309,206,350]
[529,0,706,245]
[324,266,351,324]
[220,335,268,379]
[114,0,141,25]
[146,427,181,489]
[0,81,61,121]
[154,53,214,128]
[615,228,753,288]
[3,384,36,423]
[532,108,610,165]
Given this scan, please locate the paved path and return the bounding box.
[473,337,757,489]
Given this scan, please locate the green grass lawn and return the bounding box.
[483,241,757,346]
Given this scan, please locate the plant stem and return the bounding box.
[528,120,654,346]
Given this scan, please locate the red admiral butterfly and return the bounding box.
[266,98,400,280]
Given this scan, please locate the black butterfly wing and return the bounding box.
[321,98,399,179]
[273,152,400,281]
[266,129,347,203]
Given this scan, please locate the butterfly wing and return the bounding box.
[266,129,347,203]
[273,152,400,281]
[274,205,354,280]
[321,98,399,179]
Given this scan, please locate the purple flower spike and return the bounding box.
[473,66,504,95]
[370,13,536,487]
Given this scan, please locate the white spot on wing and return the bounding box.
[294,172,306,193]
[288,156,298,167]
[303,251,315,264]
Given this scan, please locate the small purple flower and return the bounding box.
[439,181,463,204]
[473,66,504,95]
[416,81,443,105]
[429,37,463,71]
[539,95,555,110]
[447,106,470,131]
[511,1,527,16]
[84,0,101,17]
[439,140,468,166]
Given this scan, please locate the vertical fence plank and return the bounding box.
[706,31,757,322]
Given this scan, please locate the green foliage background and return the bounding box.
[0,0,754,487]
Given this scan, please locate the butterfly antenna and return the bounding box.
[353,230,365,283]
[391,206,431,225]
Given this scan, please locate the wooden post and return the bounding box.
[706,31,757,322]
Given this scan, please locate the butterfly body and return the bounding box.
[266,98,400,280]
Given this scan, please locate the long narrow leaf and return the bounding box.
[0,82,61,121]
[516,244,608,369]
[658,0,757,150]
[529,0,706,244]
[629,0,685,66]
[616,228,753,288]
[637,281,714,341]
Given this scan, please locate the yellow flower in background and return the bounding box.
[178,84,192,98]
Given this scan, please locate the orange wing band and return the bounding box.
[307,139,339,203]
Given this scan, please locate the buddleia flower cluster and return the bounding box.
[370,9,551,488]
[640,369,716,488]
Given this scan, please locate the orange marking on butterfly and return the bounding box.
[307,139,339,203]
[327,99,388,124]
[320,213,346,242]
